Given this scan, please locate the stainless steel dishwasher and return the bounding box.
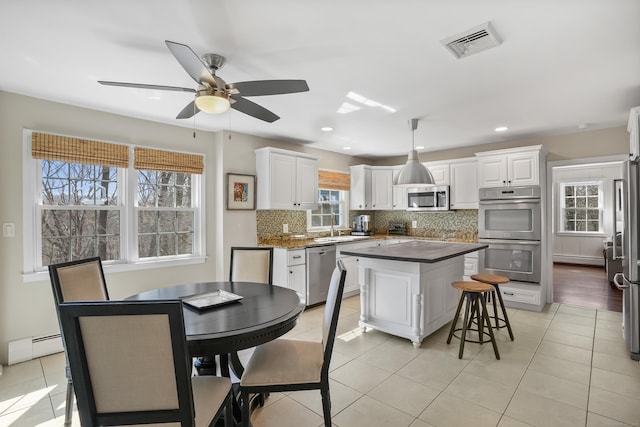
[306,244,336,305]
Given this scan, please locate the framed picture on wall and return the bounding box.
[226,173,256,210]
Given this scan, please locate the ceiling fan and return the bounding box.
[98,40,309,123]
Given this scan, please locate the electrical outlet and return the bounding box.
[412,220,417,228]
[282,223,288,233]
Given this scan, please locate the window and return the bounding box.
[40,160,121,265]
[137,170,194,258]
[24,130,205,276]
[560,181,603,233]
[307,189,349,231]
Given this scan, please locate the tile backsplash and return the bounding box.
[257,209,478,241]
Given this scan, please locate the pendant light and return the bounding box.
[395,118,435,187]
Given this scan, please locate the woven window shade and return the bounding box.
[31,132,129,168]
[318,169,350,191]
[134,147,204,175]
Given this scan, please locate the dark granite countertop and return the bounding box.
[341,240,488,263]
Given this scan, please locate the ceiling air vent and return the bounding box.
[441,22,502,59]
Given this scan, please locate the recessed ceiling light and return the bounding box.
[415,146,424,150]
[321,126,334,132]
[343,146,352,150]
[578,123,589,129]
[495,126,508,132]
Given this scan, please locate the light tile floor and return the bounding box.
[1,296,639,426]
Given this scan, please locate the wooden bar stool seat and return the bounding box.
[471,273,514,341]
[446,281,500,360]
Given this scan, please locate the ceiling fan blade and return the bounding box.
[98,81,196,93]
[165,40,218,87]
[176,100,200,119]
[231,96,280,123]
[228,80,309,96]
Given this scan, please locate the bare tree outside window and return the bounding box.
[137,170,194,258]
[41,160,120,265]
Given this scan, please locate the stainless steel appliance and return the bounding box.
[352,214,372,236]
[478,185,542,284]
[478,238,541,283]
[407,185,449,211]
[478,186,541,241]
[612,154,640,360]
[306,245,336,305]
[388,221,408,235]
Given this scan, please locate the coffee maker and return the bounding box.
[352,215,372,236]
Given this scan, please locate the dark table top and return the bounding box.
[127,281,305,356]
[341,240,488,263]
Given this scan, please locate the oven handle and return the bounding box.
[478,239,541,246]
[479,198,540,205]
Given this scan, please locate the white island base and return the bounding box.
[358,255,464,348]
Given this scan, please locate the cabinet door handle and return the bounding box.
[503,292,514,296]
[292,255,302,259]
[289,270,293,274]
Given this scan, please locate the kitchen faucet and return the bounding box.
[330,211,336,237]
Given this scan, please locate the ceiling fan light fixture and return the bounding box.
[195,89,230,114]
[395,118,435,187]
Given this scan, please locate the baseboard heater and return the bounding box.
[8,333,63,365]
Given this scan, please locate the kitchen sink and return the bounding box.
[313,235,370,243]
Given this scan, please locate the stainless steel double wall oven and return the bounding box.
[478,186,542,284]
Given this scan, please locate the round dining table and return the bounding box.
[126,281,305,363]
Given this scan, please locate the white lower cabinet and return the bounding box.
[337,240,379,297]
[273,248,307,305]
[500,283,541,307]
[463,252,478,280]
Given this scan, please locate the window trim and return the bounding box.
[22,129,206,281]
[558,180,605,235]
[307,189,350,232]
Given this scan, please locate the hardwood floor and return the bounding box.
[553,263,623,312]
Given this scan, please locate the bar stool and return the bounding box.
[471,273,514,341]
[447,281,500,360]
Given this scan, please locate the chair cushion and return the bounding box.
[192,376,231,427]
[58,261,108,302]
[127,376,231,427]
[231,250,271,284]
[241,339,324,387]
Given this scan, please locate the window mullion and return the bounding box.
[126,154,137,262]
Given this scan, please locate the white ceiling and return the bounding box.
[1,1,639,158]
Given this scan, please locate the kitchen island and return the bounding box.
[341,240,488,347]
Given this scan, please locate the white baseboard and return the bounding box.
[8,334,63,365]
[553,255,603,266]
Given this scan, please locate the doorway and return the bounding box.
[548,157,626,312]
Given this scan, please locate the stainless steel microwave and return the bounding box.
[407,186,449,211]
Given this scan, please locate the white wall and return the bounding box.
[552,161,624,265]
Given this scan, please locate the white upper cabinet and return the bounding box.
[476,145,546,188]
[370,168,393,210]
[255,147,319,210]
[350,165,393,210]
[449,158,478,209]
[392,166,407,210]
[423,162,450,185]
[350,165,371,210]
